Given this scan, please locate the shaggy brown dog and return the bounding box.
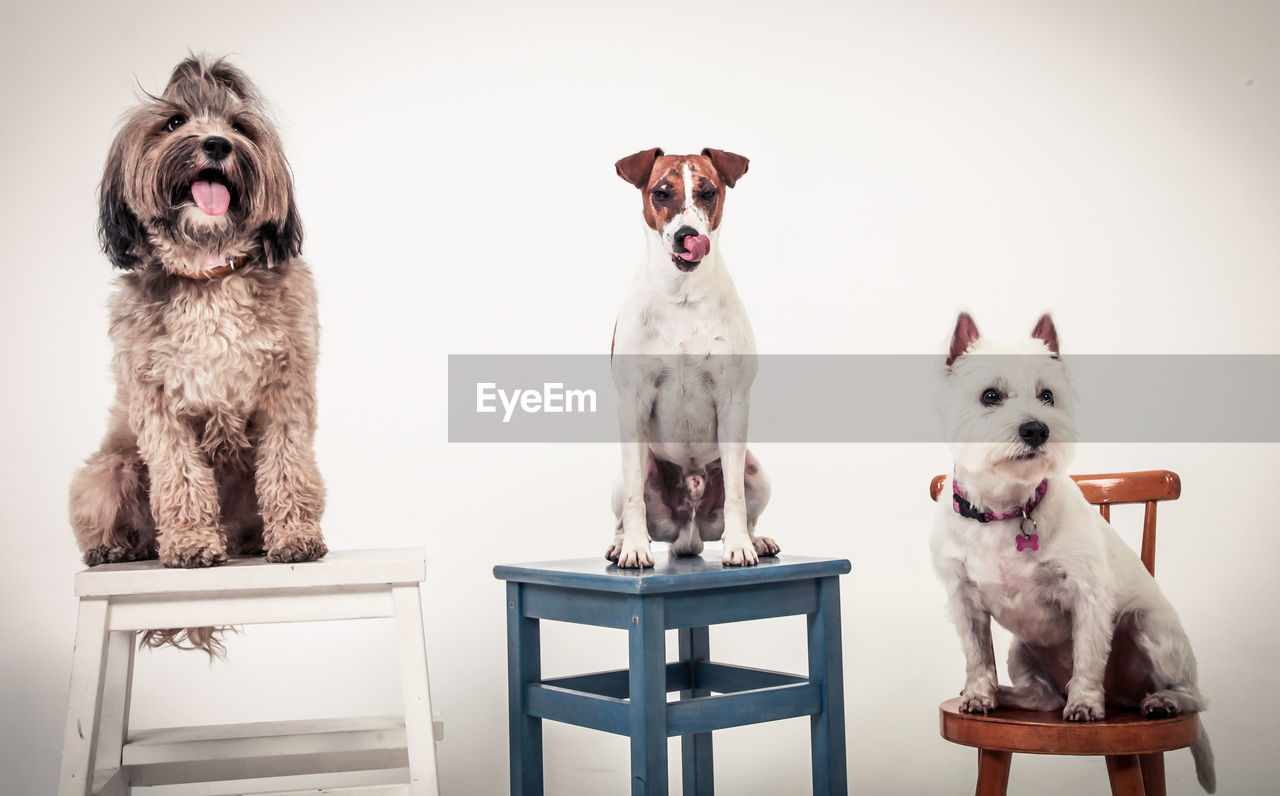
[70,56,327,582]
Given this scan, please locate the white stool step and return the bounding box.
[124,716,408,786]
[58,548,441,796]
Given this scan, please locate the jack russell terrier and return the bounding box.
[607,147,778,569]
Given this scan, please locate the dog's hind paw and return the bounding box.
[997,684,1065,712]
[752,536,780,557]
[1064,699,1105,722]
[958,691,997,715]
[83,543,152,567]
[1141,692,1182,719]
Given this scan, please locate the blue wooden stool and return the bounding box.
[494,552,851,796]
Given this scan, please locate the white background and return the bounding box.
[2,1,1277,793]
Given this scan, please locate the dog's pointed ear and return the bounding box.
[615,148,663,189]
[1031,314,1060,358]
[701,148,749,188]
[947,312,980,367]
[260,193,303,267]
[98,137,147,270]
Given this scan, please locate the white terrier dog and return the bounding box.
[930,312,1215,792]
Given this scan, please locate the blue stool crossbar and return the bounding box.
[494,553,851,796]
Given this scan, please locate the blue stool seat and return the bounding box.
[494,552,851,796]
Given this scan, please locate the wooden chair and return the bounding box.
[928,470,1203,796]
[57,548,442,796]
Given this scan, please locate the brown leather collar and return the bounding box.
[190,255,250,280]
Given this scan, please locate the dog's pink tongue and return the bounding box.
[679,235,710,262]
[191,181,230,216]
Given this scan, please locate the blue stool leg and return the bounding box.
[629,595,668,796]
[808,576,848,796]
[507,582,543,796]
[678,626,713,795]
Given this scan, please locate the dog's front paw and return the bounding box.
[958,689,997,715]
[722,537,759,567]
[266,533,328,563]
[609,540,650,570]
[160,533,227,568]
[752,536,780,557]
[1063,696,1105,722]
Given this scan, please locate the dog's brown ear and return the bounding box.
[615,148,663,189]
[1031,314,1060,358]
[98,135,147,270]
[701,148,749,188]
[947,312,980,367]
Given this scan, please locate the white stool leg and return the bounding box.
[392,584,440,796]
[58,597,111,796]
[95,631,136,791]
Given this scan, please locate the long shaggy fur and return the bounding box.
[70,56,327,651]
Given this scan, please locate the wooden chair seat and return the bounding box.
[940,698,1201,756]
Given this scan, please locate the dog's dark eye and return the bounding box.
[651,189,671,202]
[1039,388,1055,406]
[699,189,717,202]
[980,388,1003,406]
[231,122,245,135]
[165,115,187,132]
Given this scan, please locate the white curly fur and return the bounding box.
[930,313,1215,793]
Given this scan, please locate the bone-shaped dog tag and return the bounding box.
[1017,516,1039,552]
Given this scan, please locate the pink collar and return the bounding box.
[952,477,1047,552]
[952,477,1047,523]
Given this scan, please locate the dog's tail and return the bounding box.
[140,627,229,658]
[1191,725,1216,793]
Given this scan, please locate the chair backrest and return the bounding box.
[930,471,1181,576]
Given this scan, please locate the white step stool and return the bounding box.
[57,548,442,796]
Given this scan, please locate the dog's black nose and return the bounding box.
[1019,420,1050,448]
[674,226,700,250]
[202,136,233,161]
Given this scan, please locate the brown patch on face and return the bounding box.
[635,155,727,231]
[616,148,749,241]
